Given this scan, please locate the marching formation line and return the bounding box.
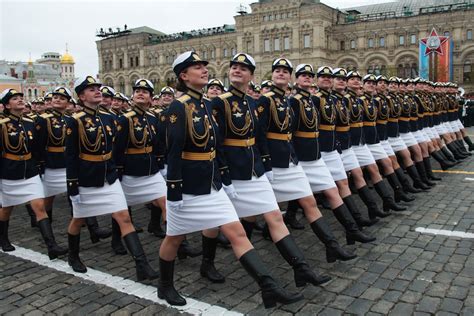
[2,246,243,316]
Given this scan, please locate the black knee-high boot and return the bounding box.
[357,185,389,220]
[386,172,415,202]
[123,231,159,281]
[177,237,202,259]
[342,194,376,227]
[68,233,87,273]
[310,217,357,263]
[415,161,436,186]
[239,249,304,309]
[424,157,442,181]
[128,206,143,233]
[463,136,474,151]
[373,180,407,212]
[86,217,112,243]
[275,235,331,287]
[146,204,165,238]
[441,145,459,164]
[394,167,422,193]
[406,165,431,191]
[332,204,376,245]
[431,150,455,170]
[0,220,15,251]
[37,218,68,260]
[200,235,225,283]
[157,258,186,306]
[447,142,467,160]
[240,219,255,240]
[284,200,304,230]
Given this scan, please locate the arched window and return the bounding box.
[119,78,125,93]
[464,60,472,83]
[28,89,32,97]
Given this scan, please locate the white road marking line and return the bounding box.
[2,245,243,316]
[415,227,474,239]
[464,177,474,181]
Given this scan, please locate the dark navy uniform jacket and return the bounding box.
[166,88,229,202]
[212,85,270,180]
[289,87,321,161]
[257,86,298,168]
[399,93,412,134]
[360,93,379,145]
[36,110,68,170]
[114,105,165,177]
[447,94,458,122]
[312,88,337,152]
[333,91,351,150]
[0,113,40,180]
[344,90,364,146]
[407,94,420,132]
[65,105,118,196]
[387,93,402,138]
[376,94,389,141]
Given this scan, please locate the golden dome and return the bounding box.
[60,45,75,64]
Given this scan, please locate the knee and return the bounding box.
[266,210,284,225]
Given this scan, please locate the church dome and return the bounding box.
[60,49,75,64]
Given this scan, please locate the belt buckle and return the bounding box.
[210,151,216,161]
[246,139,251,146]
[287,134,291,141]
[19,155,24,160]
[102,154,107,161]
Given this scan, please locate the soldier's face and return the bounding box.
[296,73,313,89]
[80,85,102,105]
[388,83,398,92]
[44,99,52,109]
[207,85,223,99]
[229,64,253,87]
[180,63,209,89]
[6,95,25,112]
[133,88,152,107]
[363,81,376,93]
[101,96,113,107]
[272,67,291,87]
[317,75,333,90]
[407,84,415,92]
[52,94,68,110]
[376,81,387,92]
[161,93,174,105]
[333,77,347,91]
[112,98,122,109]
[347,77,361,90]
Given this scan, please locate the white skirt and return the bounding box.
[455,119,464,130]
[413,130,429,143]
[72,180,128,218]
[429,127,440,139]
[380,140,396,157]
[400,132,418,147]
[435,123,449,136]
[230,175,279,217]
[367,143,389,160]
[42,168,67,197]
[2,175,45,207]
[443,122,455,133]
[299,159,337,193]
[166,188,239,236]
[388,137,407,152]
[449,120,461,132]
[352,144,376,167]
[340,148,361,172]
[321,150,348,181]
[423,127,435,140]
[121,172,166,206]
[271,163,313,202]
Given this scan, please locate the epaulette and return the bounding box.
[0,117,11,124]
[123,110,136,118]
[202,96,211,101]
[99,110,111,116]
[177,95,191,103]
[375,97,381,101]
[344,94,351,99]
[360,96,366,100]
[315,92,323,98]
[294,94,303,100]
[146,110,156,117]
[72,111,86,120]
[263,92,275,98]
[153,108,163,115]
[40,113,54,119]
[22,117,34,123]
[218,92,233,100]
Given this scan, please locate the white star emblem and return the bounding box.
[233,112,243,118]
[86,127,97,133]
[192,116,201,123]
[325,105,330,109]
[8,131,17,136]
[134,126,143,132]
[277,106,285,112]
[305,107,311,111]
[53,124,61,129]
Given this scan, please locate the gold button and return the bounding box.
[210,136,214,140]
[262,158,266,162]
[221,171,224,175]
[205,115,208,118]
[171,184,175,188]
[19,124,22,127]
[96,118,99,122]
[101,142,105,145]
[211,147,214,151]
[180,183,183,187]
[208,125,212,129]
[102,150,105,153]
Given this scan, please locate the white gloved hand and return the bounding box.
[223,184,238,199]
[265,171,274,182]
[167,200,183,212]
[70,195,81,204]
[160,164,168,178]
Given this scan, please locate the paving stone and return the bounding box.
[370,300,394,314]
[389,302,415,315]
[440,298,464,314]
[361,287,385,301]
[346,298,374,315]
[416,296,441,313]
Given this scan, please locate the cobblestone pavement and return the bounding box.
[1,130,474,315]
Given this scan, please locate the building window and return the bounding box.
[135,56,139,67]
[303,34,310,48]
[246,41,252,52]
[34,89,38,97]
[467,29,472,40]
[340,41,345,51]
[464,61,472,83]
[264,39,270,52]
[350,40,356,49]
[231,47,237,56]
[223,48,228,57]
[263,15,267,22]
[211,49,215,58]
[274,38,280,51]
[28,89,32,97]
[269,14,273,21]
[367,65,374,74]
[203,51,208,59]
[119,58,123,69]
[379,37,385,47]
[130,57,133,67]
[284,37,290,50]
[410,34,417,44]
[399,35,405,45]
[397,62,418,78]
[368,38,374,48]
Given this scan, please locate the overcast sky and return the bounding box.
[0,0,394,78]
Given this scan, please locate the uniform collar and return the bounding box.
[8,112,21,122]
[99,105,110,113]
[295,87,310,98]
[133,105,146,115]
[318,88,330,96]
[271,85,286,97]
[83,104,99,116]
[347,89,358,98]
[332,90,344,99]
[186,88,202,100]
[229,85,245,99]
[111,108,121,115]
[52,109,64,117]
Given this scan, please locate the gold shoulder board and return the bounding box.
[123,110,136,118]
[72,111,86,119]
